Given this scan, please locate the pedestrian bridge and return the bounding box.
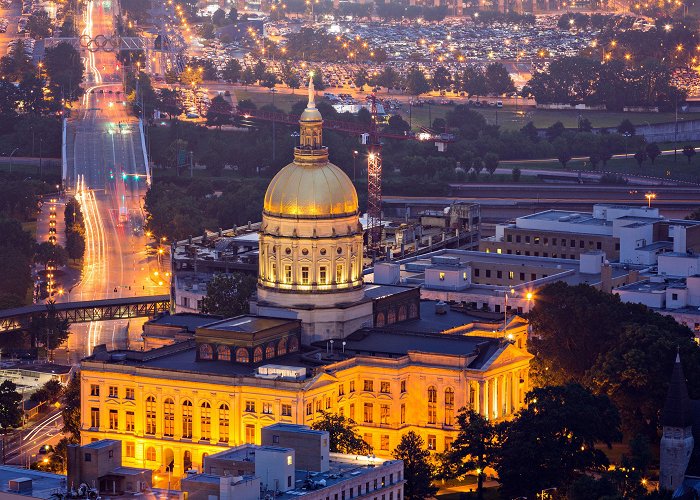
[0,296,170,332]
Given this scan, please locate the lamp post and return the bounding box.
[8,147,19,174]
[352,150,358,182]
[645,192,656,208]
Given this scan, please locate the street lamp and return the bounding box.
[8,147,19,174]
[352,150,358,181]
[645,192,656,208]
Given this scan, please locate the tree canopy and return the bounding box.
[311,411,372,455]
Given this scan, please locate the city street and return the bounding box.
[2,408,63,467]
[57,0,163,362]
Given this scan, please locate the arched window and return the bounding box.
[164,398,175,437]
[182,400,193,439]
[445,388,455,426]
[201,402,211,440]
[145,396,156,435]
[219,404,229,443]
[236,348,249,363]
[265,343,275,359]
[253,347,263,363]
[387,310,396,324]
[288,337,299,353]
[217,345,231,361]
[146,447,156,462]
[398,305,407,322]
[199,344,213,360]
[427,386,437,425]
[376,312,386,327]
[183,451,192,472]
[409,303,418,319]
[277,338,287,356]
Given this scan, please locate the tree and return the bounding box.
[431,65,452,91]
[211,7,227,26]
[557,149,572,168]
[221,58,242,83]
[227,7,238,22]
[253,60,267,82]
[377,66,399,92]
[27,10,52,39]
[0,40,34,80]
[311,411,372,455]
[260,71,278,90]
[440,408,498,500]
[30,379,63,403]
[634,149,647,168]
[311,69,326,90]
[484,62,515,95]
[354,68,368,91]
[645,142,661,164]
[44,42,84,102]
[200,273,257,317]
[520,121,539,142]
[495,384,621,499]
[240,67,255,86]
[393,431,437,500]
[545,121,565,141]
[484,152,499,176]
[61,375,80,440]
[579,117,593,132]
[472,157,484,175]
[35,242,67,269]
[206,95,233,129]
[682,144,696,163]
[460,65,487,98]
[405,66,430,96]
[0,380,23,431]
[65,231,85,261]
[617,119,636,135]
[158,88,183,119]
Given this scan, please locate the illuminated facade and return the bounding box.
[80,327,531,480]
[253,78,372,342]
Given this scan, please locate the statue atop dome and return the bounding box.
[308,73,316,109]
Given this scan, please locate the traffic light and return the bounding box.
[109,170,114,179]
[122,172,128,180]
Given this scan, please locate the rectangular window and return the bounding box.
[445,437,454,451]
[534,237,540,244]
[319,266,327,284]
[597,241,602,250]
[439,271,445,281]
[306,403,313,416]
[428,405,436,425]
[245,401,256,413]
[380,382,391,394]
[125,442,135,458]
[516,235,521,243]
[364,403,373,423]
[125,388,134,400]
[552,238,557,246]
[108,386,118,398]
[380,435,390,451]
[245,424,255,444]
[485,270,491,278]
[281,404,292,417]
[474,268,480,277]
[125,411,134,432]
[336,264,344,283]
[263,402,273,415]
[284,265,292,283]
[525,235,530,243]
[570,239,575,248]
[301,266,310,285]
[201,405,211,440]
[497,270,502,279]
[338,384,345,396]
[427,435,436,450]
[364,433,373,449]
[109,410,118,430]
[349,381,355,393]
[400,404,406,424]
[364,380,374,392]
[90,407,100,429]
[672,293,679,301]
[508,271,514,279]
[349,403,355,421]
[400,380,406,393]
[380,404,390,424]
[90,384,99,397]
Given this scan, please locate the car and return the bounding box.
[496,100,503,108]
[186,112,199,118]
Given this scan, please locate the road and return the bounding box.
[2,409,63,467]
[57,0,162,363]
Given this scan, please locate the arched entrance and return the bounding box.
[183,450,192,472]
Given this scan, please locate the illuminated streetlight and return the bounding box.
[645,192,656,207]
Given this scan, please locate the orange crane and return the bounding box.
[233,98,454,251]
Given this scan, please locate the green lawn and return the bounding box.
[231,86,700,132]
[505,150,700,183]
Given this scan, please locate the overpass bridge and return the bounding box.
[0,296,170,332]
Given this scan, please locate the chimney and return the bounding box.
[600,261,613,293]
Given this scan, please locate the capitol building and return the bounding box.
[79,80,532,480]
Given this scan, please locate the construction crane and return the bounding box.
[233,100,454,251]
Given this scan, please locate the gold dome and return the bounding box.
[263,161,358,218]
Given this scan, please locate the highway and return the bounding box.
[57,0,162,363]
[2,409,63,467]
